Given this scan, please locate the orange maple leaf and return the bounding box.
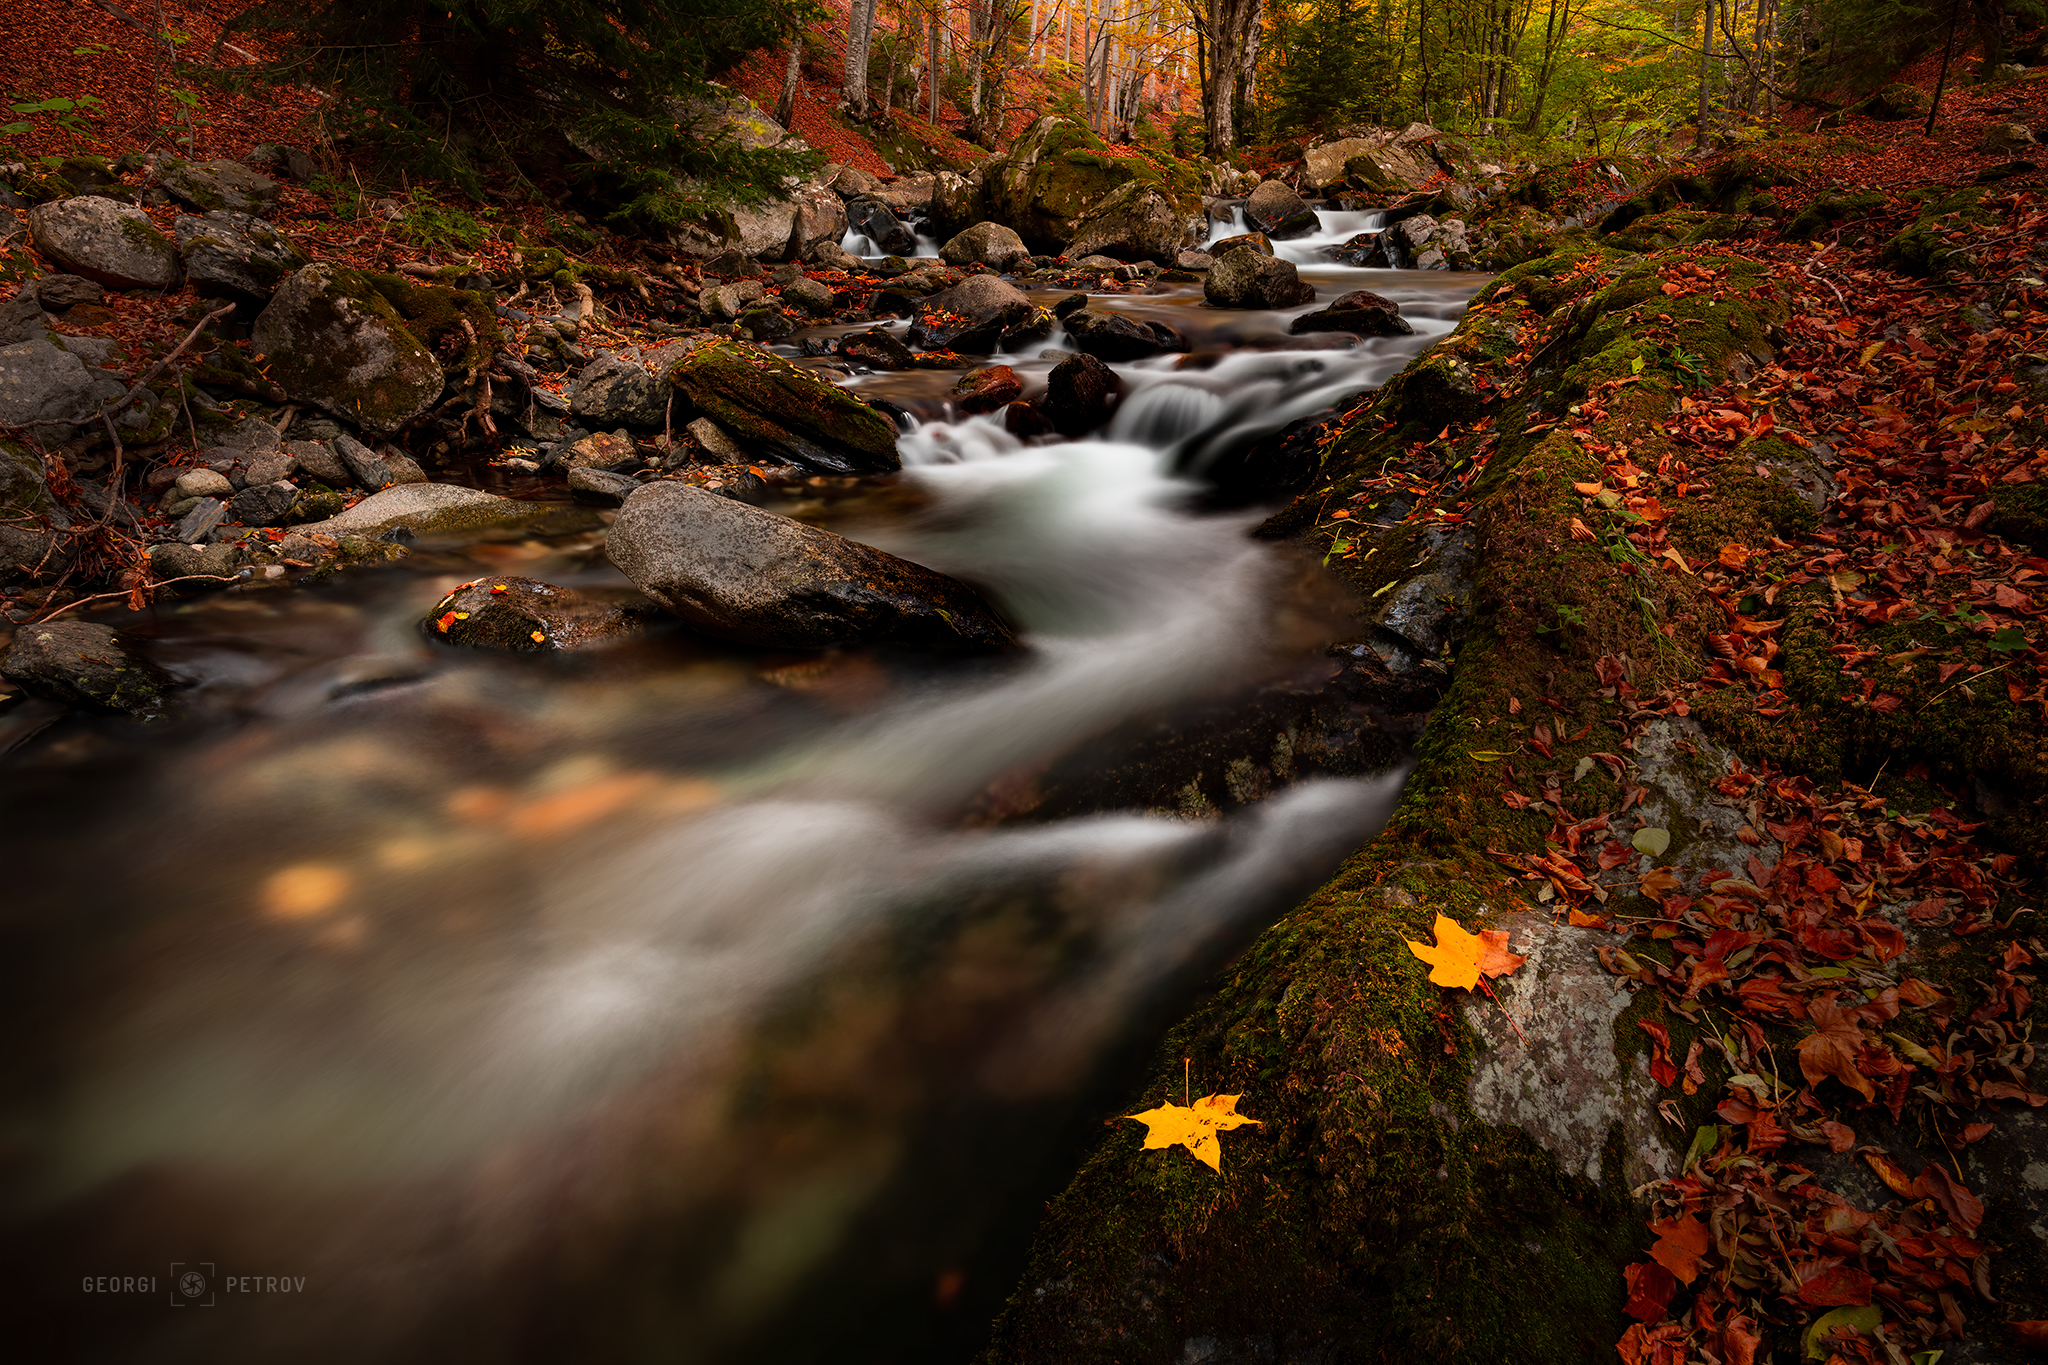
[1125,1093,1259,1173]
[1403,913,1527,990]
[1796,995,1876,1101]
[1647,1212,1709,1284]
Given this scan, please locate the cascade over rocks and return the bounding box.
[666,339,900,475]
[27,196,181,292]
[847,197,917,256]
[606,482,1016,651]
[250,263,444,435]
[1203,245,1315,308]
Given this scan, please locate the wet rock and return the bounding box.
[569,351,667,428]
[1245,180,1319,239]
[836,327,916,371]
[1064,182,1188,262]
[174,497,227,543]
[738,305,795,341]
[229,479,299,526]
[1051,291,1089,319]
[906,274,1044,351]
[26,196,181,291]
[1289,288,1414,336]
[939,221,1028,269]
[847,197,917,256]
[282,439,353,489]
[1041,352,1122,437]
[1,620,176,713]
[829,165,881,198]
[423,574,650,650]
[667,338,899,476]
[561,430,640,472]
[704,279,766,320]
[293,481,600,540]
[607,482,1015,651]
[1207,231,1273,256]
[1326,637,1450,710]
[332,434,418,490]
[1329,230,1395,267]
[158,159,279,213]
[928,169,983,238]
[34,274,103,312]
[0,336,112,437]
[952,364,1023,413]
[243,450,297,485]
[172,468,233,500]
[1393,213,1472,270]
[1062,308,1183,361]
[1175,249,1214,271]
[686,417,746,463]
[1203,246,1315,308]
[1003,400,1053,437]
[781,276,834,316]
[147,539,243,581]
[566,466,640,505]
[805,239,862,272]
[173,210,307,302]
[251,263,442,436]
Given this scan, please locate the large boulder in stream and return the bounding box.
[847,196,917,256]
[982,116,1143,253]
[939,221,1029,269]
[1245,180,1320,240]
[1204,245,1315,309]
[1061,308,1183,361]
[1,620,177,714]
[1063,182,1189,263]
[607,482,1016,651]
[1289,289,1414,336]
[666,339,900,475]
[250,263,443,436]
[1041,352,1122,437]
[906,274,1048,353]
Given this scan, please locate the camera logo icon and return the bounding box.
[168,1262,214,1307]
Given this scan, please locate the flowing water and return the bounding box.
[2,222,1483,1364]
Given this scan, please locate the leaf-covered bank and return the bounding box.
[988,133,2048,1365]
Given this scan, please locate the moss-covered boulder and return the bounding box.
[1857,83,1934,120]
[157,159,281,214]
[1063,183,1191,263]
[667,338,900,475]
[173,210,307,302]
[982,117,1197,253]
[1,620,176,714]
[250,263,445,435]
[26,196,180,292]
[1880,187,1996,280]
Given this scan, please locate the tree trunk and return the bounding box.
[1697,0,1714,130]
[775,37,803,129]
[844,0,877,119]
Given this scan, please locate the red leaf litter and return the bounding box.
[0,0,321,162]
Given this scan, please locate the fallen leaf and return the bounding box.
[1125,1092,1259,1173]
[1797,996,1876,1100]
[1647,1212,1709,1283]
[1801,1304,1882,1359]
[1403,913,1523,989]
[1622,1260,1679,1322]
[1633,827,1672,856]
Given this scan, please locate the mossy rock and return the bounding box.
[1880,187,1995,280]
[1545,254,1786,404]
[248,262,445,434]
[666,338,900,476]
[1603,208,1756,253]
[1857,83,1934,120]
[1781,190,1890,243]
[1599,150,1797,237]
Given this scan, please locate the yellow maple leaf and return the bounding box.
[1125,1092,1259,1173]
[1403,913,1526,990]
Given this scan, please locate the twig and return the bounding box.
[1477,975,1528,1045]
[105,303,236,420]
[28,572,242,623]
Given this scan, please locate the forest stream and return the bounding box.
[1,218,1484,1364]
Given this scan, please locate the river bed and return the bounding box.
[2,244,1484,1363]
